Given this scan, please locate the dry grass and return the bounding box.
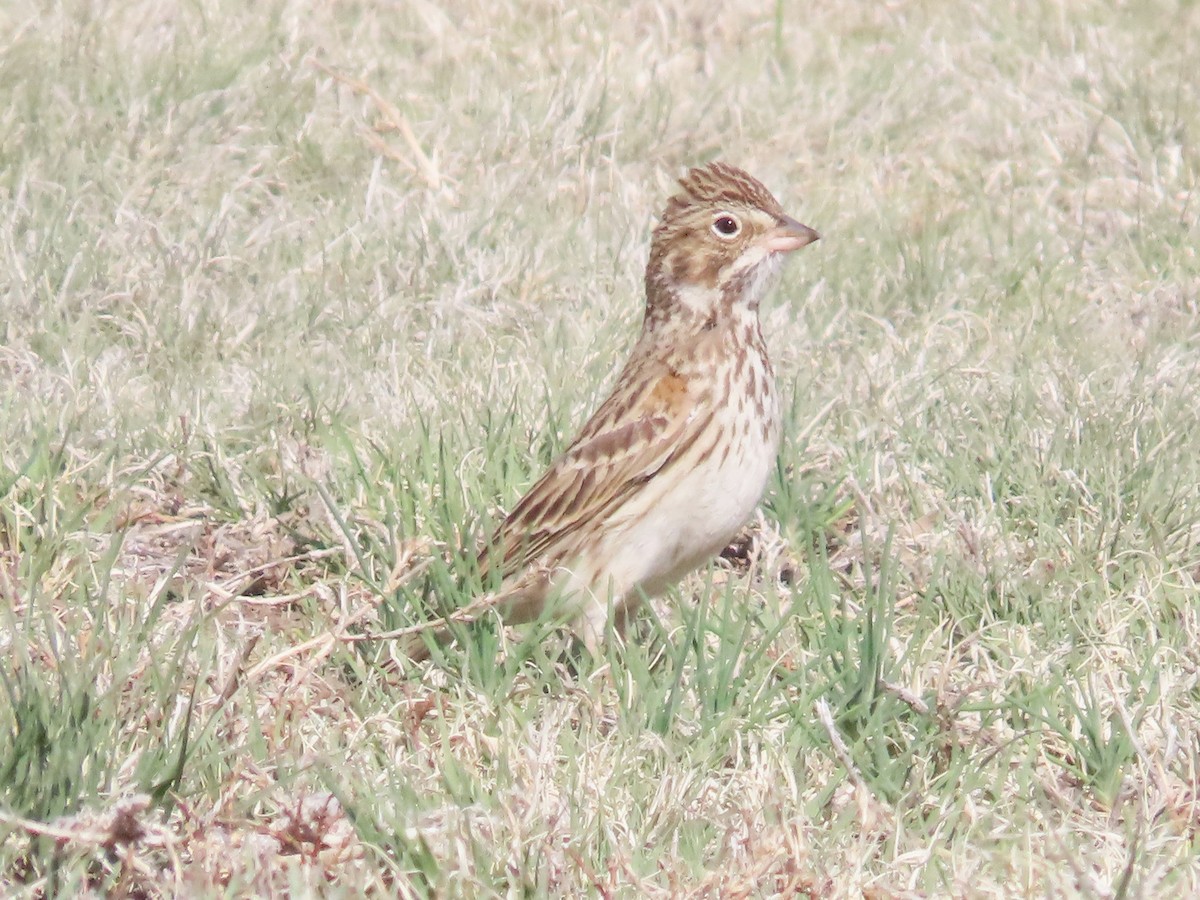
[2,0,1199,896]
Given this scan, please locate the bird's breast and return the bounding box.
[602,344,781,597]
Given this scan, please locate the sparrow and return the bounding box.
[409,162,819,660]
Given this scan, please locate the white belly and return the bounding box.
[599,403,780,601]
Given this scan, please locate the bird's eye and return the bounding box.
[711,214,741,238]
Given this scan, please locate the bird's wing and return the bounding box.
[480,358,713,582]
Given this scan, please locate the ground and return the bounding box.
[1,0,1198,896]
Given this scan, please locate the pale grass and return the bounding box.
[2,0,1199,896]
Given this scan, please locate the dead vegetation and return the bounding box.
[3,0,1199,895]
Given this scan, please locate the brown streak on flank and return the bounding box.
[690,417,724,470]
[717,435,733,468]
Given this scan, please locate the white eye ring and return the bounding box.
[711,213,741,239]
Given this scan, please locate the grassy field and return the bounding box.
[2,0,1199,895]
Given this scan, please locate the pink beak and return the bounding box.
[763,215,820,253]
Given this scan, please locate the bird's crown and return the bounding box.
[661,162,787,224]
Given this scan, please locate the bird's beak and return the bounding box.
[763,215,820,253]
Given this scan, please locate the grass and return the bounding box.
[2,0,1199,895]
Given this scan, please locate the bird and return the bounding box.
[407,162,819,661]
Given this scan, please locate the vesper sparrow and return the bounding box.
[409,162,819,660]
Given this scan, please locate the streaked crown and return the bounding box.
[644,162,816,330]
[661,162,788,225]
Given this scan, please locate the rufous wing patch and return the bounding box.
[649,371,689,412]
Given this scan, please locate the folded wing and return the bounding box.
[480,361,710,582]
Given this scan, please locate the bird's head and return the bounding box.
[644,162,818,330]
